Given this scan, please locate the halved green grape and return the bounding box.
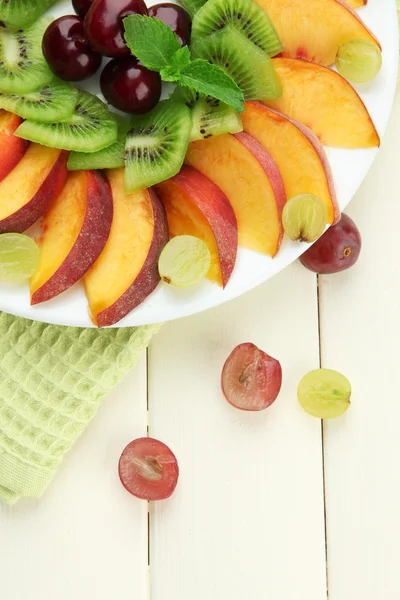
[335,39,382,83]
[297,368,351,419]
[0,233,40,282]
[282,194,327,243]
[158,235,211,288]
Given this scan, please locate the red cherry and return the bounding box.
[84,0,148,58]
[42,15,102,81]
[222,343,282,411]
[148,3,192,47]
[100,57,162,114]
[119,438,179,501]
[72,0,95,18]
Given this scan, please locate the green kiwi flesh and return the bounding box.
[192,25,282,101]
[15,91,118,153]
[0,78,78,122]
[68,114,130,171]
[178,0,207,19]
[0,0,58,30]
[172,87,243,141]
[191,0,283,57]
[0,18,53,94]
[124,100,192,193]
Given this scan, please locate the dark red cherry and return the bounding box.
[84,0,148,58]
[72,0,95,18]
[100,57,162,114]
[42,15,102,81]
[148,3,191,47]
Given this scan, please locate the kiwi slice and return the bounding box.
[0,0,58,29]
[0,18,53,94]
[68,114,130,171]
[15,91,119,153]
[191,25,282,101]
[0,78,78,122]
[191,0,283,57]
[172,87,242,141]
[178,0,207,19]
[124,100,192,193]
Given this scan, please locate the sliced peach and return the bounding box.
[0,143,68,234]
[85,168,168,327]
[241,102,340,224]
[30,170,113,304]
[185,133,286,256]
[265,58,379,149]
[254,0,379,65]
[0,110,28,182]
[155,166,238,287]
[346,0,367,7]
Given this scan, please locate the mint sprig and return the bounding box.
[123,14,244,112]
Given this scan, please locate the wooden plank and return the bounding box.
[320,93,400,599]
[148,262,326,600]
[0,354,149,600]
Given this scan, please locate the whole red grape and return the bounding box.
[84,0,148,58]
[72,0,95,18]
[100,57,162,114]
[148,3,192,47]
[42,15,102,81]
[300,213,361,274]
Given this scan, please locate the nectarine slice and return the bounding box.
[346,0,366,6]
[30,170,113,304]
[185,134,285,256]
[85,168,168,327]
[254,0,379,65]
[155,166,238,287]
[0,143,68,234]
[0,110,28,182]
[241,102,339,224]
[265,58,380,149]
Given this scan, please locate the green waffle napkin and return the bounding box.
[0,312,161,504]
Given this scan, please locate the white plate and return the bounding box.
[0,0,398,327]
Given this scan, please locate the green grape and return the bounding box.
[0,233,40,282]
[335,39,382,83]
[282,194,327,243]
[158,235,211,288]
[297,368,351,419]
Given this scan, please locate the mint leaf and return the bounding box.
[160,66,181,82]
[170,46,191,70]
[123,15,181,71]
[177,59,244,112]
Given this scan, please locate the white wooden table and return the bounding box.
[1,90,400,600]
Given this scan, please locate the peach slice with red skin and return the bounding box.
[265,58,380,149]
[254,0,379,65]
[0,111,28,182]
[185,133,286,257]
[30,170,113,305]
[155,166,238,288]
[241,102,340,224]
[0,143,68,234]
[84,168,168,327]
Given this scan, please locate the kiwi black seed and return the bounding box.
[191,0,283,57]
[0,78,78,122]
[68,114,131,171]
[0,0,58,30]
[172,86,243,141]
[191,25,282,101]
[124,100,192,193]
[0,17,53,94]
[15,91,118,153]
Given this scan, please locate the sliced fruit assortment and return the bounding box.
[30,170,113,305]
[84,168,169,327]
[254,0,380,66]
[185,132,286,256]
[155,166,238,287]
[265,58,380,149]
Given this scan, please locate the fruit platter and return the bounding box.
[0,0,396,328]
